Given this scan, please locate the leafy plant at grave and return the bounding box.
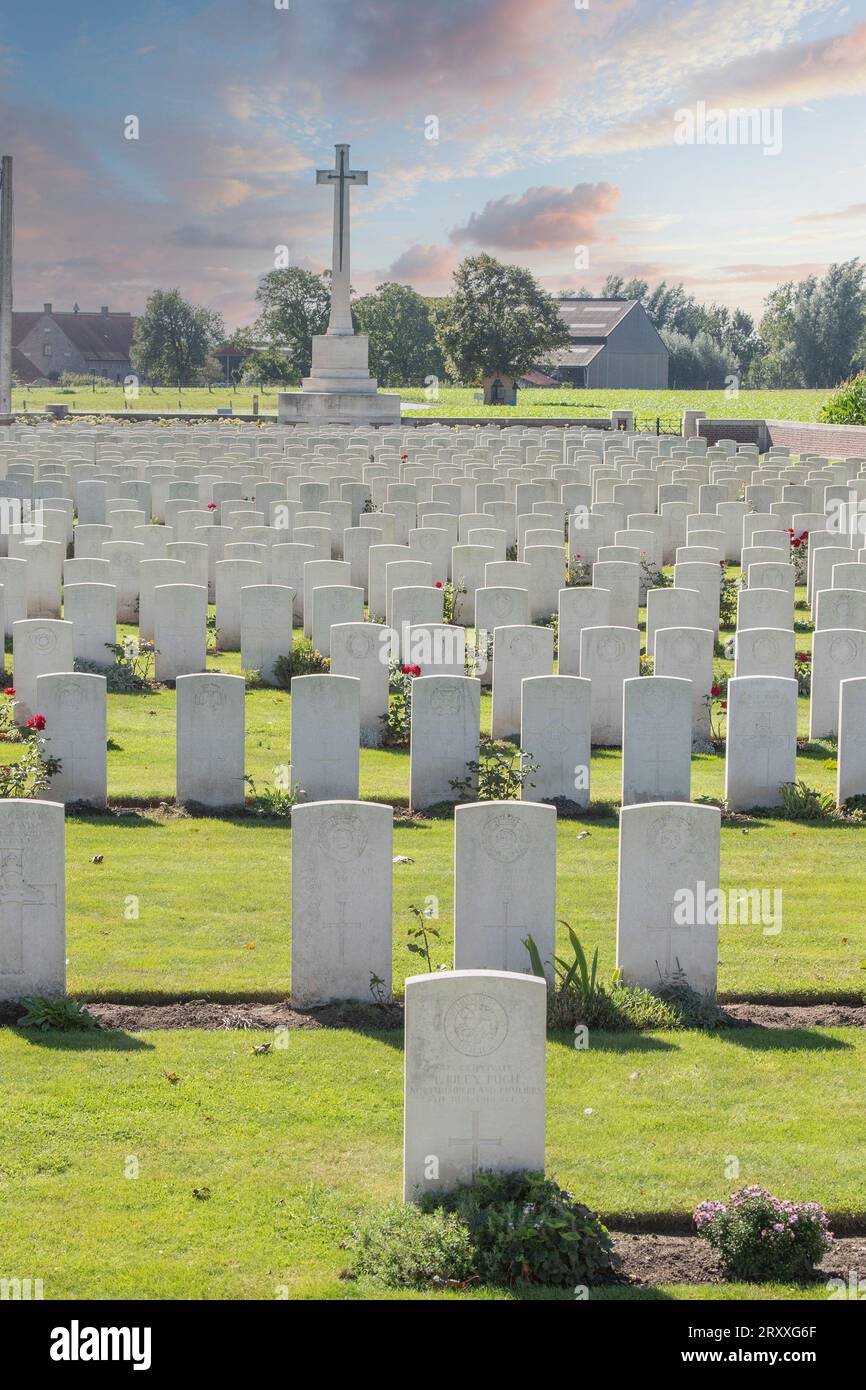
[17,996,100,1032]
[640,555,671,590]
[787,528,810,585]
[82,636,157,692]
[243,772,302,818]
[718,564,740,627]
[379,661,418,748]
[0,686,22,742]
[639,651,654,676]
[441,577,467,625]
[522,926,680,1032]
[0,695,62,798]
[565,552,592,587]
[272,638,330,689]
[206,610,218,654]
[449,740,539,802]
[794,648,812,696]
[466,628,493,678]
[348,1202,475,1290]
[423,1171,619,1289]
[694,1187,833,1282]
[506,544,519,562]
[778,779,836,820]
[406,903,443,973]
[653,959,722,1029]
[704,678,728,744]
[368,972,389,1008]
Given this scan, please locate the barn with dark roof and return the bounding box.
[12,303,134,381]
[552,298,668,389]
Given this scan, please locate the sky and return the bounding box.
[1,0,865,333]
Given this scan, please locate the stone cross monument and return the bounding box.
[278,143,401,426]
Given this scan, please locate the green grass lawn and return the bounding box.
[11,383,834,422]
[0,1026,861,1300]
[0,580,855,1002]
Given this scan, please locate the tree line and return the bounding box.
[127,255,866,395]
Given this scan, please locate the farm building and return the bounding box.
[12,303,134,381]
[551,298,669,389]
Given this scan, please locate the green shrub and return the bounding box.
[18,997,100,1032]
[695,1187,833,1281]
[450,740,539,801]
[819,371,866,425]
[778,780,836,820]
[427,1171,618,1288]
[273,639,329,688]
[653,960,723,1029]
[349,1203,475,1289]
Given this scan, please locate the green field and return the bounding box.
[0,538,861,1303]
[10,383,834,422]
[1,1027,862,1300]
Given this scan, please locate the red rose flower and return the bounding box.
[711,685,722,697]
[4,686,15,697]
[27,715,46,731]
[720,701,728,711]
[435,580,443,588]
[786,528,794,536]
[797,651,810,662]
[411,664,421,677]
[791,538,801,548]
[800,530,809,540]
[207,502,217,511]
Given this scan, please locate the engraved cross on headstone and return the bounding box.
[322,900,362,963]
[483,901,530,971]
[0,850,57,975]
[316,144,368,338]
[646,899,692,978]
[448,1110,502,1177]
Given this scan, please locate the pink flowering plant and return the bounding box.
[694,1186,833,1281]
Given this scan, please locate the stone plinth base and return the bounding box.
[277,389,401,426]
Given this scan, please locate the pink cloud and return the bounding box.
[384,244,459,291]
[450,183,621,250]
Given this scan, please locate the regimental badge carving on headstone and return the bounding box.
[317,810,368,863]
[444,993,509,1057]
[482,810,530,863]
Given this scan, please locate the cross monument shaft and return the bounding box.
[316,144,368,337]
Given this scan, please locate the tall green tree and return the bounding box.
[251,268,332,381]
[434,254,569,398]
[353,282,444,386]
[130,289,225,385]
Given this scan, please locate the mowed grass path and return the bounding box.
[1,1027,862,1300]
[12,384,833,421]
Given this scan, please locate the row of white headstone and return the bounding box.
[0,792,720,1015]
[19,655,864,813]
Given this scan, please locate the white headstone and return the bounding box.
[176,673,245,808]
[410,675,480,810]
[622,676,692,805]
[153,584,207,682]
[580,625,640,746]
[330,622,389,747]
[725,675,798,809]
[520,674,591,806]
[403,969,546,1200]
[0,798,66,1001]
[36,672,107,806]
[487,615,555,736]
[837,676,866,804]
[616,802,721,995]
[291,800,392,1007]
[810,629,866,738]
[291,674,360,800]
[12,619,75,723]
[653,626,714,743]
[240,584,293,685]
[454,800,556,977]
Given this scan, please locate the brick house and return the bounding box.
[12,303,135,381]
